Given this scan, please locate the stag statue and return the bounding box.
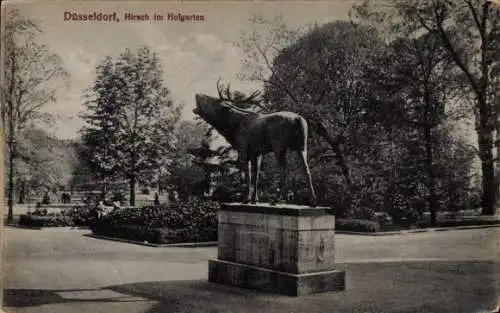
[193,80,317,206]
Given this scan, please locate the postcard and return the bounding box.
[1,0,499,312]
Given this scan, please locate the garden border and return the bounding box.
[336,224,500,236]
[83,223,500,248]
[84,233,218,247]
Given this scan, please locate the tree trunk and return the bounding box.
[385,129,398,222]
[129,176,136,207]
[423,85,439,226]
[478,127,496,215]
[101,177,108,202]
[308,118,352,186]
[493,78,500,204]
[424,127,438,226]
[7,148,15,223]
[7,101,15,223]
[478,95,496,215]
[477,3,496,215]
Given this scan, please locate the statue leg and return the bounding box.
[251,155,262,204]
[244,160,253,203]
[271,152,287,206]
[298,150,317,207]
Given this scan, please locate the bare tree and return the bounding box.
[2,9,68,221]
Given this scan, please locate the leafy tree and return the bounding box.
[239,15,477,223]
[161,119,243,201]
[161,120,212,199]
[14,126,78,202]
[372,32,460,225]
[70,141,100,192]
[355,0,500,215]
[2,9,68,221]
[433,125,477,213]
[242,18,368,185]
[241,20,390,209]
[80,56,121,198]
[81,47,180,206]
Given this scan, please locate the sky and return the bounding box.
[5,0,359,140]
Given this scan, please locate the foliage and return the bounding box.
[91,198,219,244]
[69,141,101,191]
[335,219,381,233]
[100,198,219,228]
[92,224,218,245]
[14,127,79,200]
[160,120,212,199]
[68,206,99,226]
[367,31,466,225]
[18,205,101,228]
[239,16,478,223]
[2,9,68,221]
[81,47,182,205]
[19,212,73,228]
[354,0,500,215]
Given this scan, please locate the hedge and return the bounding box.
[335,219,381,233]
[90,223,217,244]
[19,213,73,228]
[91,198,219,244]
[18,205,98,228]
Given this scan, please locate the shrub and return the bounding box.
[91,197,219,244]
[20,205,101,227]
[335,218,381,233]
[68,206,98,226]
[19,213,73,228]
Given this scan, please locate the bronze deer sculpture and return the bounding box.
[193,80,317,206]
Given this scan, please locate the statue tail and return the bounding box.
[295,116,308,152]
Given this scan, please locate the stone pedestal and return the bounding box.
[208,203,345,296]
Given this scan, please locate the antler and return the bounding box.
[216,79,224,99]
[241,90,262,104]
[216,79,235,101]
[216,79,263,105]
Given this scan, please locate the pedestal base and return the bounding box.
[208,203,346,296]
[209,259,345,296]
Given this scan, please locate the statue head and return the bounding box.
[193,93,230,124]
[193,79,262,126]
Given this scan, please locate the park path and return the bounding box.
[3,227,500,313]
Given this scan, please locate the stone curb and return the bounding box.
[4,224,42,230]
[335,224,500,236]
[4,225,90,231]
[84,234,218,248]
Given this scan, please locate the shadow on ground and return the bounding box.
[4,288,147,307]
[5,261,500,313]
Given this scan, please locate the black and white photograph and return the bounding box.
[1,0,499,312]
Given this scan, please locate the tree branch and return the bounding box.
[464,0,484,39]
[434,16,481,94]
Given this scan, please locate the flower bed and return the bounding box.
[91,198,219,244]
